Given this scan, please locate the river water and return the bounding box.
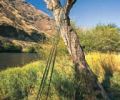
[0,53,41,70]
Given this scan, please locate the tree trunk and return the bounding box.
[44,0,110,100]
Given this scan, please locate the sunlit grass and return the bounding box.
[86,52,120,82]
[0,52,120,100]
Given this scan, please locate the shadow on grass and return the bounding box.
[101,61,120,100]
[52,70,75,100]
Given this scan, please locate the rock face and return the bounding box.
[0,0,54,41]
[5,0,55,35]
[0,0,55,52]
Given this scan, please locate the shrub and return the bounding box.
[23,46,36,53]
[73,24,120,52]
[2,42,22,52]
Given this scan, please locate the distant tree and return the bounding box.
[93,24,120,52]
[44,0,109,99]
[77,24,120,52]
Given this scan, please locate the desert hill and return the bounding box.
[0,0,54,52]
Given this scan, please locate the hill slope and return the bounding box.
[0,0,54,52]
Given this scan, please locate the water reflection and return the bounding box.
[0,53,40,70]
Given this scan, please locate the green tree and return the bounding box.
[76,24,120,52]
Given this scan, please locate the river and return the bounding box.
[0,53,41,70]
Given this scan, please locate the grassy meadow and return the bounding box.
[0,52,120,100]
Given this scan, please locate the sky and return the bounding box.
[26,0,120,28]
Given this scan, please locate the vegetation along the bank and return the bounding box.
[0,53,120,100]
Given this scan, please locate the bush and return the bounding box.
[22,46,36,53]
[73,24,120,52]
[2,42,22,52]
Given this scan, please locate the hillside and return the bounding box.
[0,0,54,52]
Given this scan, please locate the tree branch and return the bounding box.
[65,0,77,15]
[44,0,61,11]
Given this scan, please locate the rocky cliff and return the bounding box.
[4,0,54,35]
[0,0,54,52]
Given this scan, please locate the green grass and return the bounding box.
[0,56,74,100]
[0,53,120,100]
[0,61,44,100]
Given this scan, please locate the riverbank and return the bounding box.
[0,36,45,53]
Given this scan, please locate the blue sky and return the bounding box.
[26,0,120,28]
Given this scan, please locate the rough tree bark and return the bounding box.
[44,0,110,100]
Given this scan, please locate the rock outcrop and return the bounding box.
[0,0,55,52]
[0,0,54,41]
